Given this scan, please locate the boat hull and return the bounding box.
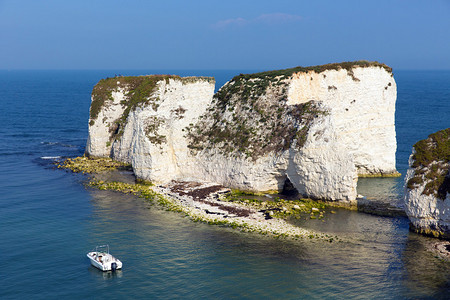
[87,252,122,271]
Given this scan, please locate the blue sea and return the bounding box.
[0,69,449,299]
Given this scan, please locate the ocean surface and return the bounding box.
[0,69,449,299]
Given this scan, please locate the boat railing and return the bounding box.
[95,244,110,255]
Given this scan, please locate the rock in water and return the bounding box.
[404,128,450,239]
[85,61,398,204]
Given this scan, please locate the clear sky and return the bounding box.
[1,0,449,70]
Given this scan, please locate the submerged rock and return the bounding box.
[404,128,450,239]
[85,61,398,204]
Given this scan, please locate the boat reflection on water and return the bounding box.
[88,266,123,279]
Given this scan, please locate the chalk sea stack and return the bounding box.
[404,128,450,239]
[86,61,398,204]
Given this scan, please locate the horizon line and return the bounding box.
[1,68,450,72]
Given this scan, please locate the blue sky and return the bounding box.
[0,0,449,70]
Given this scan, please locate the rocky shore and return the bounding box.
[427,240,450,261]
[59,156,339,242]
[57,155,450,263]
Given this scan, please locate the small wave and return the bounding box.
[40,156,62,160]
[60,144,78,148]
[41,141,59,145]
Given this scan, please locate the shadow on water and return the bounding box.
[356,177,406,217]
[239,176,407,217]
[402,233,450,299]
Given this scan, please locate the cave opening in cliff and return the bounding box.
[281,177,299,198]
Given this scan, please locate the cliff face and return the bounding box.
[404,128,450,239]
[85,61,397,203]
[286,67,397,176]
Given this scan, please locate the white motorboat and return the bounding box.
[87,245,122,271]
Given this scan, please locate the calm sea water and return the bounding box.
[0,69,449,299]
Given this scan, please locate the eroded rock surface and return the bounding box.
[86,61,398,203]
[404,128,450,239]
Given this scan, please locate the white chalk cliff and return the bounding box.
[86,61,398,203]
[404,128,450,238]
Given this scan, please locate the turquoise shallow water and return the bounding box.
[0,70,449,299]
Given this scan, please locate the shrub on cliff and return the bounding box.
[407,128,450,200]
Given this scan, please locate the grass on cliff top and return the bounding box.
[233,60,392,81]
[89,75,214,124]
[90,75,174,124]
[407,128,450,200]
[89,74,214,147]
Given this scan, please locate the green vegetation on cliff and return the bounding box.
[186,75,326,160]
[234,60,392,82]
[186,61,390,160]
[90,75,176,130]
[407,128,450,200]
[89,62,389,159]
[89,75,214,144]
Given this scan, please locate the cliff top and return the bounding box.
[407,128,450,199]
[234,60,392,81]
[90,75,214,124]
[90,61,389,123]
[212,60,392,119]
